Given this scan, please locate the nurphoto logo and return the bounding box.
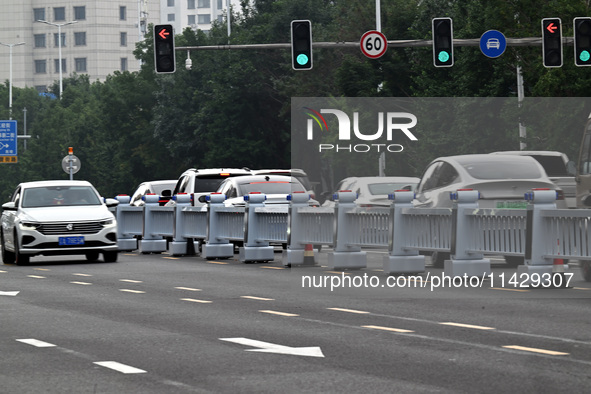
[303,107,418,153]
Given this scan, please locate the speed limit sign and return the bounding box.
[360,30,388,59]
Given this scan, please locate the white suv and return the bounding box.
[169,168,252,205]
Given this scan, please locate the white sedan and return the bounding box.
[1,180,119,265]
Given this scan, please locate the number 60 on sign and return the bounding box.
[360,30,388,59]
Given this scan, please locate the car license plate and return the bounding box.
[496,201,527,209]
[59,236,85,246]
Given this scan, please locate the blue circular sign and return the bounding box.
[479,30,507,58]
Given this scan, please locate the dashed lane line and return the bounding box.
[72,273,92,277]
[119,289,146,294]
[119,279,143,283]
[208,261,229,265]
[27,275,45,279]
[70,281,92,286]
[327,307,370,314]
[175,287,201,292]
[181,298,212,303]
[440,322,496,330]
[93,361,147,374]
[259,310,299,317]
[503,345,569,356]
[362,325,414,333]
[260,266,285,270]
[16,339,56,348]
[241,296,274,301]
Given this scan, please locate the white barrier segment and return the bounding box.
[114,195,140,251]
[283,192,312,266]
[139,194,168,253]
[170,193,195,256]
[201,193,234,259]
[239,193,275,263]
[444,190,491,278]
[383,191,425,274]
[518,188,569,282]
[328,191,367,270]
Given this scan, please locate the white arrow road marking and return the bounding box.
[220,337,324,358]
[0,291,19,296]
[94,361,147,374]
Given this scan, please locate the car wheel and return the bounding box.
[14,234,30,266]
[431,251,448,268]
[1,231,15,265]
[103,251,118,263]
[581,261,591,282]
[505,256,524,267]
[85,252,100,261]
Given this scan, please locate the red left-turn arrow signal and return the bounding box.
[546,22,558,34]
[158,28,170,40]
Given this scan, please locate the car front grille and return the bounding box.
[37,222,104,235]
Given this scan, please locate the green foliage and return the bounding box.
[1,0,590,199]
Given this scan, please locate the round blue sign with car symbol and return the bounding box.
[479,30,507,58]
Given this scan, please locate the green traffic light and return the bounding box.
[580,50,591,62]
[296,54,309,66]
[438,50,450,63]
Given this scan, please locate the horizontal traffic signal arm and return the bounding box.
[175,37,573,51]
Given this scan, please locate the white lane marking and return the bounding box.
[440,322,496,330]
[220,337,324,358]
[70,281,92,286]
[73,273,92,277]
[181,298,212,303]
[119,289,145,294]
[327,307,370,314]
[16,339,56,348]
[241,296,274,301]
[94,361,147,374]
[362,325,414,333]
[0,291,19,296]
[175,287,201,291]
[27,275,45,279]
[259,310,299,317]
[119,279,143,283]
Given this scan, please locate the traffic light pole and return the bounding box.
[176,37,573,52]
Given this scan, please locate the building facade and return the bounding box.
[0,0,161,91]
[160,0,240,35]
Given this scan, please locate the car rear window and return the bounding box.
[368,183,417,195]
[238,181,305,195]
[461,159,542,180]
[528,155,568,177]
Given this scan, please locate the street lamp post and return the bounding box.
[36,20,77,99]
[0,42,25,119]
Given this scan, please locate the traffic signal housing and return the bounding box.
[432,17,454,67]
[154,24,176,73]
[291,20,313,70]
[542,18,562,68]
[574,17,591,66]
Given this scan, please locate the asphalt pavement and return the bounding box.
[1,249,591,393]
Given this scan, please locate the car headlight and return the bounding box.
[19,222,40,231]
[101,218,116,226]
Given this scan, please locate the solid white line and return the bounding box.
[16,339,56,348]
[93,361,147,374]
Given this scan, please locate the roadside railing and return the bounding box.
[112,187,591,279]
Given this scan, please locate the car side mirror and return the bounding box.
[198,195,208,203]
[1,202,16,211]
[103,198,119,208]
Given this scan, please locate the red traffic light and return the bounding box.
[154,24,176,74]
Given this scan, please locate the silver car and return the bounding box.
[1,180,119,265]
[414,154,567,209]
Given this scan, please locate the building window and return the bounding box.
[35,60,47,74]
[74,6,85,20]
[35,85,47,93]
[119,6,126,20]
[75,57,87,72]
[54,33,66,47]
[168,14,175,22]
[74,32,86,46]
[188,0,196,9]
[34,34,46,48]
[198,0,211,8]
[188,15,196,25]
[120,32,127,46]
[54,7,65,21]
[34,8,45,22]
[167,0,175,6]
[198,14,211,24]
[121,58,128,71]
[218,0,223,9]
[54,59,67,73]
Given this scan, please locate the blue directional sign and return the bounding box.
[0,120,18,163]
[479,30,507,58]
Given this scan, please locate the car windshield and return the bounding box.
[152,182,176,195]
[237,181,305,196]
[194,177,229,193]
[22,186,102,208]
[367,183,418,195]
[460,159,542,180]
